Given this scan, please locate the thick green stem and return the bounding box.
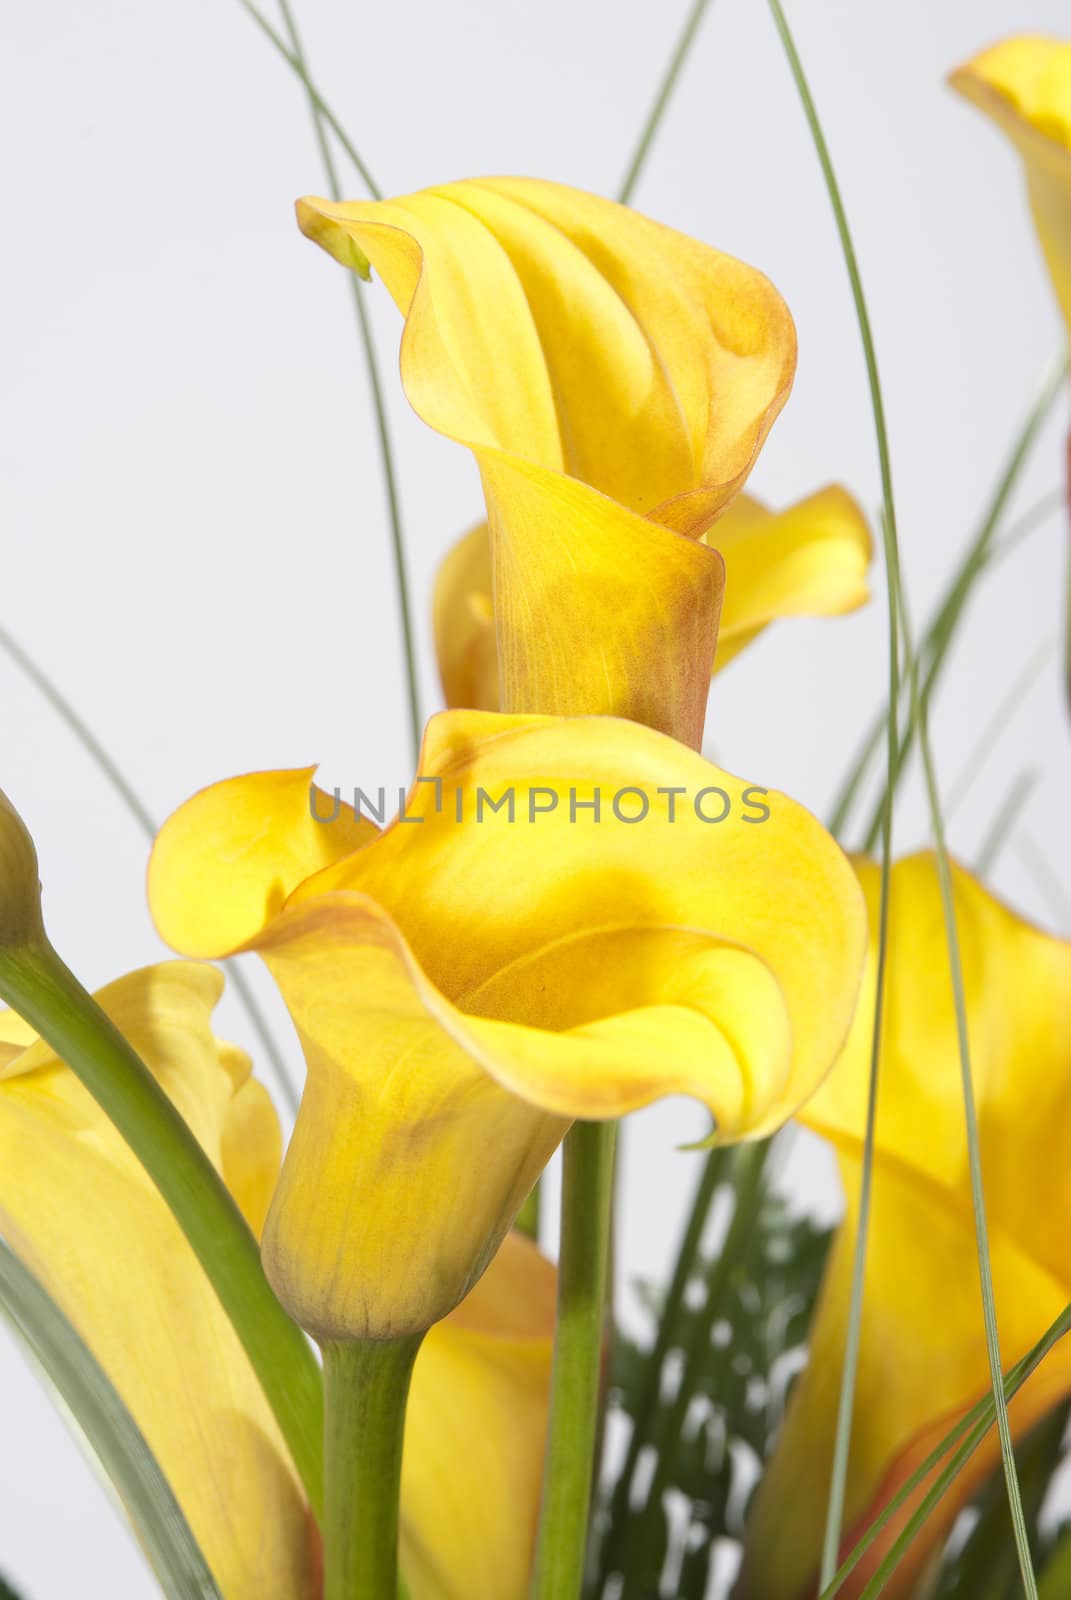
[530,1121,617,1600]
[322,1336,421,1600]
[0,939,324,1513]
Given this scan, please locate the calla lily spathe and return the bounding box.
[738,854,1071,1600]
[951,36,1071,334]
[0,961,557,1600]
[433,487,873,713]
[297,179,798,747]
[149,710,865,1342]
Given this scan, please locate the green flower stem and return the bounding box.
[596,1146,727,1588]
[616,1140,769,1600]
[322,1336,421,1600]
[0,938,324,1515]
[530,1121,618,1600]
[269,0,422,768]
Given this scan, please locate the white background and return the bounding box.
[3,0,1070,1592]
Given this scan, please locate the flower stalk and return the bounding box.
[322,1335,422,1600]
[530,1120,618,1600]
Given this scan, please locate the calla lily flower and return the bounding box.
[433,487,872,712]
[149,709,865,1342]
[738,853,1071,1600]
[950,37,1071,334]
[0,959,557,1600]
[297,179,798,748]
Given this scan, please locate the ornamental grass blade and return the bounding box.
[0,1238,222,1600]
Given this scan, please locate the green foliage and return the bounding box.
[602,1188,831,1598]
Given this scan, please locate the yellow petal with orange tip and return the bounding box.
[402,1231,556,1600]
[738,853,1071,1599]
[951,37,1071,332]
[297,179,796,741]
[151,709,865,1339]
[0,963,315,1600]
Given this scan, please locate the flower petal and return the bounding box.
[402,1231,555,1600]
[951,37,1071,332]
[0,963,314,1600]
[708,486,872,669]
[147,766,375,958]
[738,1152,1071,1599]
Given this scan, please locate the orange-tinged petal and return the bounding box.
[0,963,314,1600]
[951,37,1071,333]
[152,710,865,1337]
[738,1153,1071,1600]
[740,854,1071,1599]
[402,1231,555,1600]
[432,486,871,712]
[297,180,796,740]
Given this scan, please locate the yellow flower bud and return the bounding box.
[0,789,45,951]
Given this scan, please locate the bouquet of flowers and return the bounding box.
[2,7,1069,1598]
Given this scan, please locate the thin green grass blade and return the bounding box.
[763,4,1036,1591]
[0,622,298,1117]
[235,0,381,200]
[944,640,1054,819]
[975,771,1040,876]
[1017,835,1071,928]
[617,0,717,204]
[0,1237,222,1600]
[828,362,1066,842]
[758,5,901,1583]
[269,0,422,765]
[817,1302,1071,1599]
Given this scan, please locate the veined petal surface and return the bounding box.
[432,487,872,711]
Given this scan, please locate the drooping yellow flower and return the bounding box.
[297,180,798,747]
[433,488,872,712]
[0,959,557,1600]
[150,710,865,1341]
[738,853,1071,1600]
[950,36,1071,334]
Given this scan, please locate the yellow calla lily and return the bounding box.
[0,959,558,1600]
[433,487,872,711]
[297,180,798,747]
[0,962,314,1600]
[738,853,1071,1600]
[950,36,1071,334]
[149,710,865,1341]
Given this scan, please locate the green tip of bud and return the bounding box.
[0,789,46,950]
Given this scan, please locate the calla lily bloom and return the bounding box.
[433,487,872,712]
[149,710,865,1342]
[0,959,557,1600]
[297,179,798,747]
[738,853,1071,1600]
[950,37,1071,334]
